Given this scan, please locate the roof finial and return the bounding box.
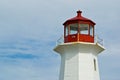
[77,10,82,17]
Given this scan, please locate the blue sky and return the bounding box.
[0,0,120,80]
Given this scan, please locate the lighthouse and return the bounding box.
[54,10,105,80]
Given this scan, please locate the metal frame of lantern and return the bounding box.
[64,22,95,43]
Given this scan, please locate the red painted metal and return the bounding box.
[63,10,96,26]
[63,10,95,43]
[64,34,94,43]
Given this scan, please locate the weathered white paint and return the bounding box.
[54,42,105,80]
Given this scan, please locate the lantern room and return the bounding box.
[63,10,96,43]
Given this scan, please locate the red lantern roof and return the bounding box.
[63,10,96,25]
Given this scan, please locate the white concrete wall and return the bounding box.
[78,53,94,80]
[59,45,79,80]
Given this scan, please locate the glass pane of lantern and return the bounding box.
[65,26,69,36]
[80,24,89,34]
[70,23,78,34]
[90,25,93,36]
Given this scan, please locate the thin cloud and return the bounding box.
[0,53,38,59]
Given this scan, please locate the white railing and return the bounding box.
[56,35,64,45]
[95,35,104,46]
[56,35,104,46]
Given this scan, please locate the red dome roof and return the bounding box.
[63,10,96,25]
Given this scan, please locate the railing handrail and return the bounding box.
[56,35,104,46]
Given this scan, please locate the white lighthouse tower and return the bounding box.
[54,10,105,80]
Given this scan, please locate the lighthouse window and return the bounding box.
[70,24,78,34]
[80,24,89,34]
[94,59,96,71]
[90,25,93,36]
